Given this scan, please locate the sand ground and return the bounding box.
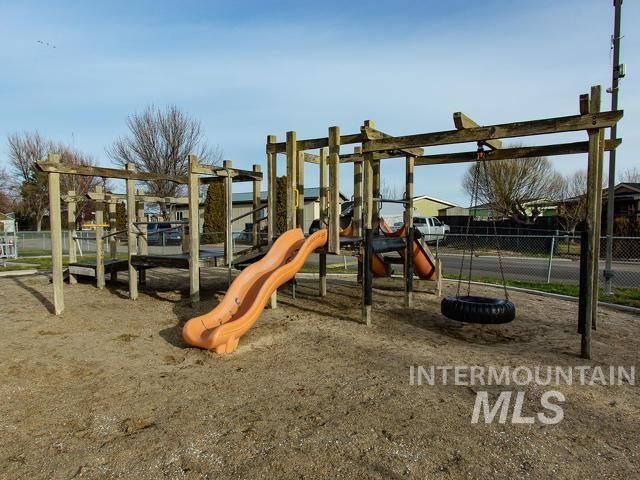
[0,269,638,479]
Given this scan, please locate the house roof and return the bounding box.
[413,195,457,207]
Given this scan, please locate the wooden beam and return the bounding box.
[95,186,105,289]
[190,163,263,180]
[453,112,502,150]
[319,147,328,297]
[286,131,297,230]
[328,126,341,254]
[86,192,189,204]
[267,133,363,154]
[125,163,138,300]
[362,111,623,152]
[302,152,320,164]
[135,188,147,286]
[67,190,77,285]
[36,161,188,184]
[353,146,363,238]
[581,86,605,359]
[267,135,277,245]
[48,154,64,315]
[223,160,233,286]
[415,139,622,166]
[187,155,200,306]
[252,164,261,248]
[362,122,374,327]
[361,126,424,157]
[404,155,415,308]
[296,151,305,230]
[107,200,118,282]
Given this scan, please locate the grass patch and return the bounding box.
[1,254,128,272]
[446,275,640,308]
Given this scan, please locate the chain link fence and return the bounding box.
[433,233,639,289]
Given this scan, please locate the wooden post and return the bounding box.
[328,126,340,254]
[135,188,147,285]
[319,147,328,296]
[126,163,138,300]
[48,153,64,315]
[353,146,363,238]
[372,156,381,227]
[252,164,262,248]
[362,122,374,326]
[67,190,77,285]
[107,198,118,282]
[95,185,105,289]
[581,86,604,359]
[297,151,305,231]
[188,155,200,306]
[224,160,233,286]
[404,155,415,307]
[267,135,277,244]
[286,131,297,230]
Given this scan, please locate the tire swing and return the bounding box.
[441,144,515,324]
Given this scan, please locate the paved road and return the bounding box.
[439,253,640,288]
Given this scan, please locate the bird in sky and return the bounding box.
[36,40,56,48]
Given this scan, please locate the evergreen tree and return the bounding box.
[115,202,127,231]
[275,176,287,235]
[202,182,225,243]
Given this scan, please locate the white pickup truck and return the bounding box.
[413,216,449,242]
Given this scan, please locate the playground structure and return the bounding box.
[38,85,622,359]
[0,215,18,259]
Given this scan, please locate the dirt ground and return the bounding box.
[0,269,638,479]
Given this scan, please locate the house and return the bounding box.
[602,182,640,220]
[174,188,348,233]
[413,195,457,217]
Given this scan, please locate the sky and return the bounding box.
[0,0,637,207]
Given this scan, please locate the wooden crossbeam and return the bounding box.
[190,163,263,181]
[267,133,362,154]
[302,152,320,164]
[362,111,623,152]
[37,161,189,183]
[85,191,190,204]
[360,127,424,157]
[453,112,502,150]
[415,139,622,166]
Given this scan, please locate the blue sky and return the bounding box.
[0,0,637,205]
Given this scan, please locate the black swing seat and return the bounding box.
[441,295,515,324]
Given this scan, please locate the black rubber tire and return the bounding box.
[441,295,515,324]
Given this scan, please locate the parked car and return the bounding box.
[147,222,182,246]
[413,216,449,242]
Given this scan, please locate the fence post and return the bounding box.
[546,235,555,284]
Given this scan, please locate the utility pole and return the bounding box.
[604,0,624,295]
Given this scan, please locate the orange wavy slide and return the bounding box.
[379,219,437,280]
[183,228,327,354]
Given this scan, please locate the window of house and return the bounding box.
[176,211,184,221]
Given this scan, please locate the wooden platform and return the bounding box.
[130,249,224,270]
[68,259,129,278]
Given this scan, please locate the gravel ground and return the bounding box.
[0,269,638,479]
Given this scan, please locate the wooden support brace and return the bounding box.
[353,146,363,238]
[404,155,415,308]
[252,164,262,247]
[319,147,328,297]
[286,131,297,230]
[296,151,305,231]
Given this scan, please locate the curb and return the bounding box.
[0,269,39,278]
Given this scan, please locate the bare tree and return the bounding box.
[7,131,106,230]
[107,105,220,207]
[555,170,588,234]
[463,150,560,224]
[379,179,402,200]
[0,168,14,213]
[619,167,640,183]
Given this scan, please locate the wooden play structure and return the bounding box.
[39,84,622,359]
